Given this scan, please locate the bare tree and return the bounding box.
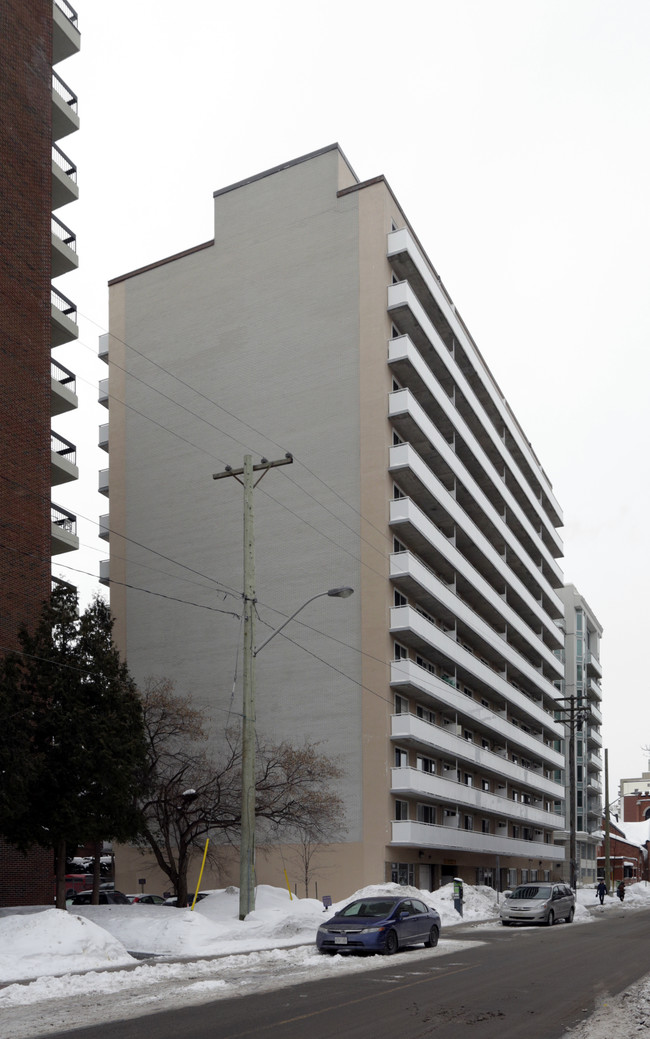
[136,678,344,908]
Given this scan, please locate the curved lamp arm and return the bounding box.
[253,586,353,657]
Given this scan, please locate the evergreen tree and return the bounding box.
[0,586,148,907]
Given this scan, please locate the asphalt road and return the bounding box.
[47,907,650,1039]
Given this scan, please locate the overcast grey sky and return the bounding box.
[52,0,650,795]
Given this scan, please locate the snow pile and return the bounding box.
[0,909,136,982]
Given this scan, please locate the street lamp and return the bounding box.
[239,585,354,920]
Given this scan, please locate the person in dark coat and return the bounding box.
[617,881,626,901]
[596,880,607,904]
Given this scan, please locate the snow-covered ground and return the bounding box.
[1,882,649,1038]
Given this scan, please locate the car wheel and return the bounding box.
[384,929,399,955]
[501,920,511,926]
[566,906,575,923]
[424,925,439,948]
[546,910,555,926]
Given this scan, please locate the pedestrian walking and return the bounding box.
[596,880,607,905]
[617,881,625,902]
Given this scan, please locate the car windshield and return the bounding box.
[340,899,399,918]
[511,885,553,900]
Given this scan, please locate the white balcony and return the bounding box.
[391,820,565,860]
[389,495,563,652]
[586,653,602,679]
[51,432,78,485]
[389,438,563,614]
[587,751,602,773]
[51,287,78,347]
[390,549,563,684]
[52,71,79,141]
[389,388,564,593]
[51,502,78,555]
[98,378,108,408]
[52,144,79,210]
[98,334,109,364]
[386,228,563,529]
[99,423,108,452]
[391,714,565,799]
[98,468,109,497]
[53,0,81,64]
[51,215,78,278]
[99,558,109,586]
[99,514,109,541]
[390,659,564,768]
[391,767,563,829]
[51,359,77,416]
[390,604,561,723]
[388,335,564,563]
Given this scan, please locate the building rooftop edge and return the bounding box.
[212,142,359,200]
[108,239,215,287]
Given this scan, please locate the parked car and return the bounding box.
[163,892,210,907]
[127,894,167,905]
[69,890,131,906]
[316,895,441,955]
[500,883,575,926]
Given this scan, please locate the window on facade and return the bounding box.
[416,704,435,724]
[394,643,408,661]
[482,739,490,750]
[512,825,520,839]
[417,756,435,774]
[464,729,473,742]
[393,484,405,500]
[415,654,436,675]
[395,799,408,820]
[576,611,583,632]
[394,694,408,715]
[392,430,404,446]
[464,773,473,787]
[521,870,528,883]
[395,748,408,768]
[530,870,538,882]
[577,815,583,830]
[464,815,473,830]
[508,869,518,886]
[393,537,406,553]
[482,779,490,791]
[394,590,408,607]
[481,819,490,834]
[416,804,435,824]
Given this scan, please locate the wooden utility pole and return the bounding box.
[213,453,292,920]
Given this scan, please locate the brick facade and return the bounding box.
[0,0,52,652]
[0,1,58,908]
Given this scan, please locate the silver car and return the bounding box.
[500,883,575,926]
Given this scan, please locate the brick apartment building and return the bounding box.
[0,0,81,906]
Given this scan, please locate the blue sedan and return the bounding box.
[316,895,441,955]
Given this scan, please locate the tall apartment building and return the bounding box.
[104,145,568,897]
[554,586,604,886]
[0,0,80,905]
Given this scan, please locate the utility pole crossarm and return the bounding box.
[213,454,293,481]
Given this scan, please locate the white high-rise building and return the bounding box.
[103,145,568,897]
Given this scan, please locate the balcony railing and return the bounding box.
[52,70,78,113]
[51,358,76,393]
[51,287,77,323]
[52,143,77,183]
[51,503,77,535]
[54,0,78,27]
[51,432,76,465]
[51,214,77,252]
